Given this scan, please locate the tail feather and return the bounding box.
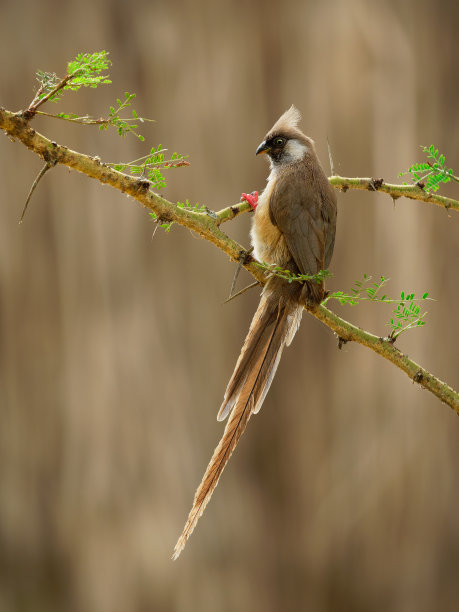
[172,290,301,560]
[217,292,278,422]
[251,304,302,414]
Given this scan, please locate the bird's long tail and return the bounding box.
[172,285,302,559]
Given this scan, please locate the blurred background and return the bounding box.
[1,1,459,610]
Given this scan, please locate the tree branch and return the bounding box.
[330,175,459,212]
[1,106,458,414]
[0,107,262,276]
[310,304,459,413]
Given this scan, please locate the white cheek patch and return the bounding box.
[284,138,308,162]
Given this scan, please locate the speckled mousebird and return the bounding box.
[173,106,337,559]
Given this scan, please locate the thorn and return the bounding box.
[227,247,254,299]
[19,161,54,223]
[223,281,259,304]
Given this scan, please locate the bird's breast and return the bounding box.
[250,176,290,266]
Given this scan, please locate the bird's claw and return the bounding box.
[241,191,258,210]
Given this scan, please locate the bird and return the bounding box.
[173,105,337,559]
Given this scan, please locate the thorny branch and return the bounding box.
[1,106,458,414]
[329,175,459,213]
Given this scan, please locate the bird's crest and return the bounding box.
[267,105,302,137]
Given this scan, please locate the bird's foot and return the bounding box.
[241,191,258,210]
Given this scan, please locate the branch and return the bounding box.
[1,106,458,414]
[330,175,459,213]
[310,305,459,413]
[0,107,261,276]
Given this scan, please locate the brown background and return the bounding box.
[1,1,459,611]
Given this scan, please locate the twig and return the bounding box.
[36,110,106,124]
[28,74,73,114]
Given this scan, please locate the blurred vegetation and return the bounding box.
[1,2,459,612]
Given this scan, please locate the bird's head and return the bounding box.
[256,105,314,166]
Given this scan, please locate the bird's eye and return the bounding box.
[274,137,285,147]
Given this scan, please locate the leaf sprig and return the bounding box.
[22,51,189,196]
[325,274,430,340]
[29,54,153,142]
[149,200,206,232]
[30,51,112,109]
[388,291,428,340]
[110,145,189,190]
[254,262,331,285]
[36,91,153,141]
[176,200,207,213]
[102,91,151,140]
[399,145,459,193]
[325,274,390,306]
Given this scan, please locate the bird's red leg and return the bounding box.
[241,191,258,210]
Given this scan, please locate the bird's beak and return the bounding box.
[256,140,270,156]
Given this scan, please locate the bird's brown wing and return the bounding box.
[269,165,337,275]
